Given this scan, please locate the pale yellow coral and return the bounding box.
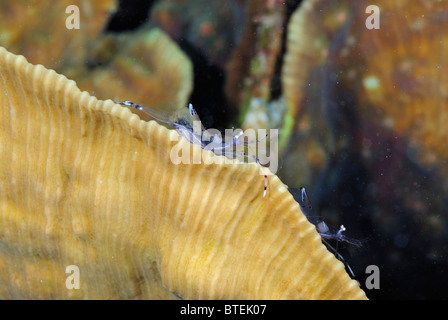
[0,0,116,70]
[0,46,367,299]
[80,28,193,112]
[281,0,329,150]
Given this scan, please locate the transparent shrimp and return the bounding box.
[294,187,362,247]
[317,223,362,248]
[289,187,362,278]
[118,101,269,197]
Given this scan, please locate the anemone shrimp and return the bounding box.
[118,101,269,197]
[289,187,362,279]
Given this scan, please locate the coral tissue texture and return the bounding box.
[0,46,366,299]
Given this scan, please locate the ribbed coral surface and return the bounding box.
[0,46,366,299]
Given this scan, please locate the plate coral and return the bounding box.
[0,46,366,299]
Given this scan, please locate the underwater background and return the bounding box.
[1,0,447,299]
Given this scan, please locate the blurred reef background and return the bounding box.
[1,0,448,299]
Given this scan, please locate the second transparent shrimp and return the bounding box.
[289,186,362,279]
